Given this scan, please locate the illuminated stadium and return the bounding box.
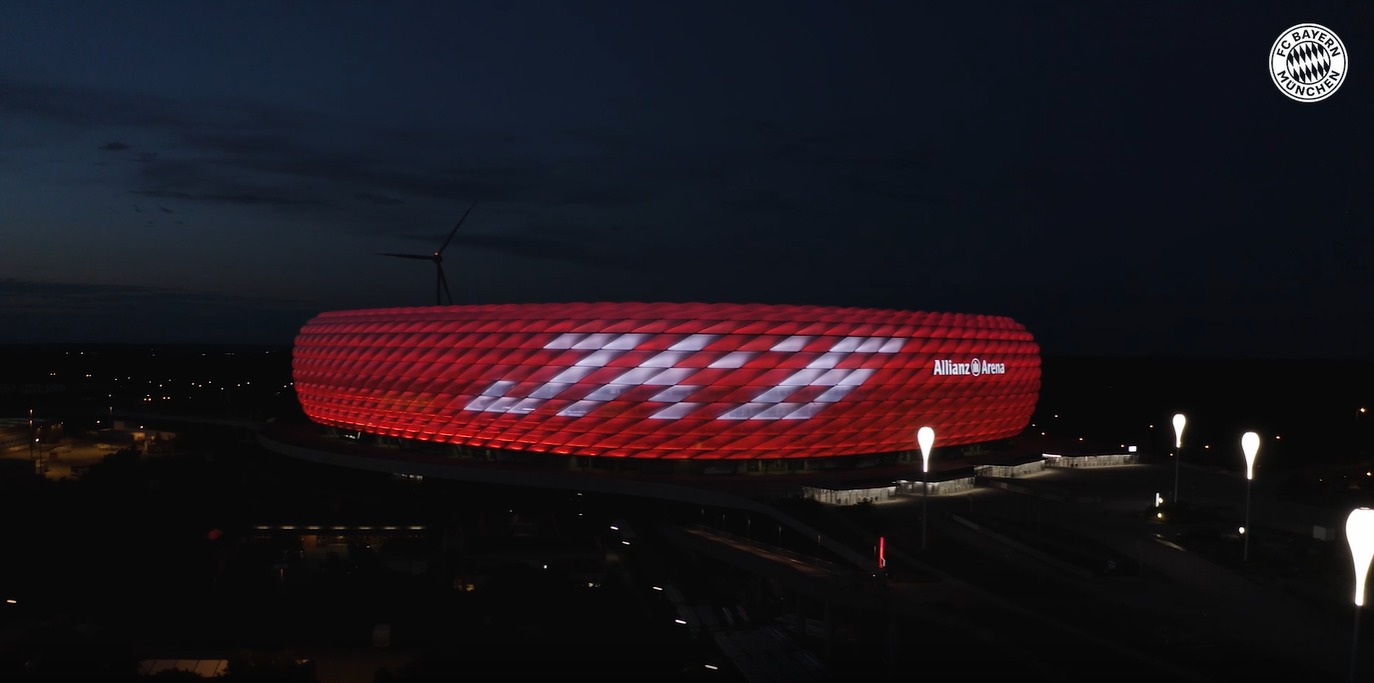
[291,303,1041,470]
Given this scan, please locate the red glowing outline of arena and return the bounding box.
[292,303,1041,460]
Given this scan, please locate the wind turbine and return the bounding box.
[377,202,477,306]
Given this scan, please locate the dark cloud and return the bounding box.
[0,277,311,311]
[98,141,130,151]
[0,279,317,344]
[721,190,795,213]
[352,192,405,205]
[131,189,324,207]
[157,205,174,213]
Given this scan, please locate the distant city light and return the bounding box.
[621,540,631,545]
[1239,526,1246,535]
[705,664,719,670]
[652,586,663,591]
[1157,512,1163,519]
[610,525,619,531]
[674,619,687,625]
[5,599,15,604]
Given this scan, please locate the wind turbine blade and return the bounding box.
[435,262,442,306]
[377,253,434,260]
[437,201,477,255]
[438,266,453,305]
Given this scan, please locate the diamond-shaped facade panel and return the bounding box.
[292,303,1041,460]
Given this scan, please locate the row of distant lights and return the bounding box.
[254,525,425,532]
[1034,415,1307,447]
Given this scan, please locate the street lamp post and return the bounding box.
[918,426,935,551]
[1344,507,1374,683]
[1172,413,1186,504]
[1241,432,1260,563]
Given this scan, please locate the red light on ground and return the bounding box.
[206,529,222,541]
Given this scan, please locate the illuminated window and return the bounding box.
[530,383,571,399]
[642,351,693,368]
[815,385,857,403]
[753,386,801,403]
[751,403,805,420]
[650,385,700,402]
[709,352,755,369]
[544,333,587,349]
[586,385,633,401]
[510,398,545,413]
[572,333,620,350]
[878,338,906,353]
[780,369,827,386]
[855,337,889,353]
[806,353,845,369]
[557,401,603,417]
[669,334,718,351]
[613,367,665,385]
[770,336,814,352]
[644,367,697,385]
[482,381,517,397]
[720,403,770,420]
[575,350,624,367]
[603,333,652,350]
[836,369,876,386]
[551,367,597,383]
[650,403,701,420]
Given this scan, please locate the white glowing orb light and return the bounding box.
[1346,507,1374,606]
[1241,431,1260,481]
[1172,414,1186,448]
[917,426,935,473]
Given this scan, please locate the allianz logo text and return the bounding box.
[462,333,907,421]
[931,358,1006,377]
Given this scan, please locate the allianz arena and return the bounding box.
[291,303,1041,461]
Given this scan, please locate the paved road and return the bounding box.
[1040,462,1353,531]
[943,466,1363,682]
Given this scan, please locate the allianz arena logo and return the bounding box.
[932,358,1006,378]
[462,333,908,422]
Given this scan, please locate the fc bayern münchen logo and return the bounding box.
[970,358,982,377]
[1271,23,1347,103]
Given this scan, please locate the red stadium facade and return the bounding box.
[292,303,1040,461]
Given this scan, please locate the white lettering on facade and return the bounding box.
[932,358,1005,377]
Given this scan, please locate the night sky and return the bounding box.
[1,1,1371,358]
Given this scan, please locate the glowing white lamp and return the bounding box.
[1347,507,1374,607]
[1346,507,1374,682]
[917,426,935,473]
[1241,431,1260,481]
[1171,414,1186,503]
[917,426,935,551]
[1241,431,1260,562]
